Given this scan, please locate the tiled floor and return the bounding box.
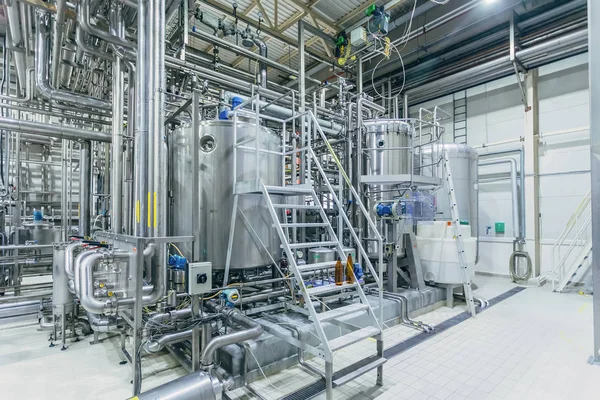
[0,275,598,400]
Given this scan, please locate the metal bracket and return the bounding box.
[510,12,530,111]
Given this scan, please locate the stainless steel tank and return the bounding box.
[308,247,335,264]
[364,119,411,201]
[170,120,283,269]
[52,243,74,310]
[420,143,479,237]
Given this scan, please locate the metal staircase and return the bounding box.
[552,191,592,292]
[224,95,385,399]
[443,151,476,317]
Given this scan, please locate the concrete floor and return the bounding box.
[0,275,598,400]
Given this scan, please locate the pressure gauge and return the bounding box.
[296,250,304,260]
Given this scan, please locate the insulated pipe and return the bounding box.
[65,241,84,281]
[78,252,113,314]
[145,329,194,353]
[79,0,136,51]
[75,24,116,62]
[479,159,520,239]
[110,5,124,234]
[36,12,112,110]
[189,30,323,86]
[79,141,92,237]
[223,92,343,133]
[201,303,263,368]
[5,0,27,93]
[0,68,34,104]
[51,0,67,88]
[135,0,149,237]
[253,37,268,88]
[0,118,111,143]
[153,0,168,295]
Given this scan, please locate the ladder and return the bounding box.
[556,241,592,293]
[453,90,467,144]
[225,99,385,399]
[443,151,476,317]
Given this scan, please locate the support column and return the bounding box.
[523,70,541,280]
[588,0,600,363]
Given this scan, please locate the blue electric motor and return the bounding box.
[168,254,188,270]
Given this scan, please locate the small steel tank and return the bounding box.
[170,120,283,270]
[308,247,335,264]
[364,119,411,201]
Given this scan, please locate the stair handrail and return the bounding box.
[304,110,385,327]
[551,190,591,290]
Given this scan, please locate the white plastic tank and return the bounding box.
[416,221,476,284]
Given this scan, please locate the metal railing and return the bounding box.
[230,93,385,325]
[551,190,592,291]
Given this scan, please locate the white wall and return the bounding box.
[409,53,592,283]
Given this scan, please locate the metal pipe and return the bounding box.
[135,0,149,236]
[145,329,194,353]
[0,117,111,142]
[190,30,322,86]
[0,68,34,103]
[253,37,268,88]
[201,303,263,368]
[77,252,113,314]
[479,159,519,238]
[36,11,112,110]
[51,0,67,88]
[79,141,92,237]
[79,0,136,51]
[64,241,84,281]
[480,147,526,239]
[5,0,27,93]
[75,24,115,62]
[110,5,124,234]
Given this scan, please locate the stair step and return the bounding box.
[265,185,313,196]
[285,241,337,250]
[327,326,380,351]
[298,261,338,272]
[333,357,387,387]
[280,223,329,228]
[310,304,369,322]
[272,203,320,210]
[305,281,356,296]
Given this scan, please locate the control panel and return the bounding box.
[186,262,212,295]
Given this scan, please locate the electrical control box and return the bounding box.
[350,27,367,47]
[186,262,212,295]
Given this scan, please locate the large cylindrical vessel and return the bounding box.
[170,120,282,269]
[364,119,411,201]
[420,143,479,237]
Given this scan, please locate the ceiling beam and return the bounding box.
[201,0,331,63]
[335,0,372,27]
[256,0,273,29]
[310,14,333,58]
[286,0,340,32]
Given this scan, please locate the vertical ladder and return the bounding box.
[443,152,476,317]
[453,90,467,144]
